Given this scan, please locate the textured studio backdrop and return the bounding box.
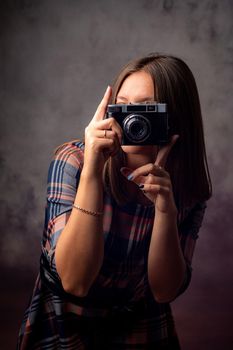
[0,0,233,348]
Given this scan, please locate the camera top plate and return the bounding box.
[107,103,167,113]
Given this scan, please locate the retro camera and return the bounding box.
[106,103,170,145]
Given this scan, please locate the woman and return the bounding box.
[18,54,212,349]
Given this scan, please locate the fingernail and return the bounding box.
[138,184,144,189]
[120,167,133,180]
[106,85,111,93]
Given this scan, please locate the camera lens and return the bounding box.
[123,114,151,143]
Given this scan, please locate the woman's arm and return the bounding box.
[148,209,186,303]
[121,136,187,303]
[55,86,122,297]
[121,156,206,303]
[148,201,207,302]
[126,164,186,303]
[55,170,105,297]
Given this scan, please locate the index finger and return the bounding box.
[93,86,112,122]
[155,135,179,168]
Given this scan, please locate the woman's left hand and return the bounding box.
[121,135,179,214]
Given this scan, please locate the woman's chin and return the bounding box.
[121,145,158,155]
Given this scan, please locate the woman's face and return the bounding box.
[116,70,158,157]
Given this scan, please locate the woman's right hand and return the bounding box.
[83,86,123,177]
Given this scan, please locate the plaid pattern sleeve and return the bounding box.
[42,141,84,277]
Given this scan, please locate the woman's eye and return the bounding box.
[115,100,157,105]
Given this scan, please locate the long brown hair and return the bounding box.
[104,53,212,210]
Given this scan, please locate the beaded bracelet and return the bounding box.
[72,204,103,217]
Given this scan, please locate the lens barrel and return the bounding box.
[123,114,151,143]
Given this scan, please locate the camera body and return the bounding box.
[106,103,170,145]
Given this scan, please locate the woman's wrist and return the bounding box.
[75,169,104,213]
[155,202,178,218]
[81,164,104,182]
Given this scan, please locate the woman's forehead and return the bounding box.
[117,71,155,101]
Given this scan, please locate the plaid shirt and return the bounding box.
[18,141,206,349]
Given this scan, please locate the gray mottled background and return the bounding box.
[0,0,233,348]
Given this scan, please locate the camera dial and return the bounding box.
[122,114,151,143]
